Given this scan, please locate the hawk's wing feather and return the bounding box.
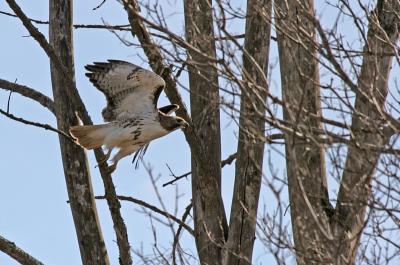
[85,60,166,121]
[158,104,179,115]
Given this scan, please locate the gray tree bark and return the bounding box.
[184,1,228,264]
[223,1,272,264]
[49,1,109,264]
[275,1,331,264]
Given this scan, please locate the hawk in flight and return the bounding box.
[70,60,188,172]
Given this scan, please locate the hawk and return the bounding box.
[70,60,188,172]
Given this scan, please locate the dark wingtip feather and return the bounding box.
[86,64,105,72]
[108,59,128,64]
[85,60,130,75]
[93,62,110,67]
[85,64,96,72]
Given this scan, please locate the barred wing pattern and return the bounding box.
[85,60,166,121]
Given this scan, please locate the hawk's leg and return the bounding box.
[109,145,139,172]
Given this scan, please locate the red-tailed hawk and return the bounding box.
[70,60,188,172]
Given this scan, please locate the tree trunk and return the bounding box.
[184,0,227,264]
[276,0,400,264]
[223,1,272,264]
[275,1,331,264]
[49,1,109,264]
[333,1,400,263]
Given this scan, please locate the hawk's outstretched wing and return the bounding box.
[85,60,166,121]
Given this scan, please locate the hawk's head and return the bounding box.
[160,115,189,131]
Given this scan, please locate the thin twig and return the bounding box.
[73,24,130,31]
[7,91,12,113]
[162,153,237,187]
[0,10,47,24]
[0,78,55,114]
[96,195,194,236]
[93,0,107,10]
[221,152,237,167]
[142,161,177,238]
[174,61,187,79]
[101,18,134,46]
[172,202,192,265]
[0,10,131,31]
[163,164,191,187]
[0,108,74,142]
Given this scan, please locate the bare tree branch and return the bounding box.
[223,1,272,264]
[0,10,131,31]
[95,195,194,236]
[172,202,193,265]
[93,0,107,10]
[163,153,237,187]
[0,78,55,114]
[0,108,73,141]
[5,0,72,83]
[4,0,92,126]
[0,234,44,265]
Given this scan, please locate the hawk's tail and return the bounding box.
[69,124,111,149]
